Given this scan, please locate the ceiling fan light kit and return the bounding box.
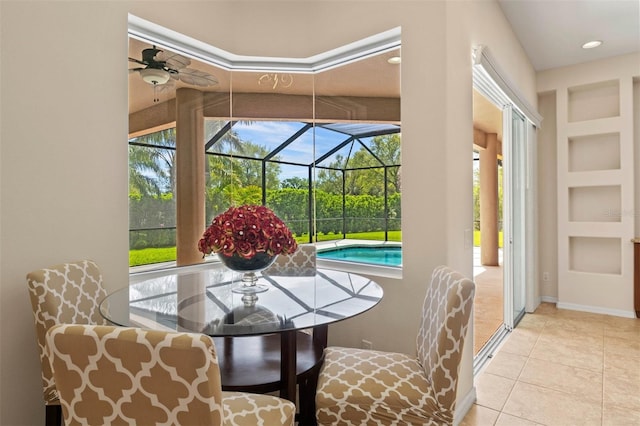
[130,44,218,103]
[140,68,170,85]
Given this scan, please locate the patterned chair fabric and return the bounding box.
[315,265,475,425]
[263,244,316,276]
[45,324,296,426]
[26,260,107,412]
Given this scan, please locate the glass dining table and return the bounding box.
[99,263,383,423]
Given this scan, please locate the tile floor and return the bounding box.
[461,303,640,426]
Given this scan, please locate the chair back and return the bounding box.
[26,260,107,405]
[263,244,316,276]
[45,324,225,426]
[416,265,475,419]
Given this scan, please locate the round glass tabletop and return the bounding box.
[100,266,383,337]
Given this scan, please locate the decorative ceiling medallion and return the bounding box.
[258,73,294,89]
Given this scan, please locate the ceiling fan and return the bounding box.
[129,45,218,101]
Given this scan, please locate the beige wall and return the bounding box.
[537,92,559,299]
[1,3,131,426]
[0,1,537,424]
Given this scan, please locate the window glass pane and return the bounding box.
[128,135,177,260]
[223,121,315,164]
[129,34,401,267]
[266,163,311,239]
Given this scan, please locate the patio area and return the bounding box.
[473,247,504,355]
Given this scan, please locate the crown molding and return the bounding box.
[128,14,401,73]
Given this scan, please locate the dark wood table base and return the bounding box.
[213,330,324,425]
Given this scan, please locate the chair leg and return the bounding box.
[298,373,319,426]
[45,404,62,426]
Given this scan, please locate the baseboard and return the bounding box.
[556,301,635,318]
[539,297,634,318]
[453,386,476,426]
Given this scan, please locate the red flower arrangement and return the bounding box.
[198,205,298,260]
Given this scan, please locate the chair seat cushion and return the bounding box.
[222,391,295,426]
[316,347,447,425]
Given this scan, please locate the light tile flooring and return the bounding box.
[462,303,640,426]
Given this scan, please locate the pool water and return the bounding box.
[317,246,402,267]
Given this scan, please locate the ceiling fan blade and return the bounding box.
[156,80,176,93]
[176,68,218,87]
[128,68,143,74]
[128,57,147,66]
[156,51,191,70]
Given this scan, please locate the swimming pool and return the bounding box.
[317,245,402,267]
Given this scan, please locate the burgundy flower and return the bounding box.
[198,205,298,259]
[236,241,256,259]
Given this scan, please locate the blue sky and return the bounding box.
[225,121,369,179]
[232,121,347,163]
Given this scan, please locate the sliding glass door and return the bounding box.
[502,106,527,328]
[472,46,540,372]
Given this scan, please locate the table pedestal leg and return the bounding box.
[313,324,328,348]
[298,324,328,426]
[280,330,297,402]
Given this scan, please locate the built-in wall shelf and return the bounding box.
[568,132,620,172]
[566,170,622,187]
[556,69,635,316]
[569,185,620,222]
[568,80,620,122]
[569,234,621,274]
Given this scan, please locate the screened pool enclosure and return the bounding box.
[129,120,402,259]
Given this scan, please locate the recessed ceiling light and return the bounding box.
[582,40,603,49]
[387,56,401,65]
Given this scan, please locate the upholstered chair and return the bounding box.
[45,324,296,426]
[315,265,476,425]
[263,244,317,276]
[26,260,107,426]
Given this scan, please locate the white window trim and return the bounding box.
[472,45,542,127]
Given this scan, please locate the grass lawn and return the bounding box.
[474,230,504,248]
[129,230,402,267]
[130,231,507,267]
[129,247,176,267]
[299,230,402,243]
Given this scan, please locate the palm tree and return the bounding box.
[129,128,176,197]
